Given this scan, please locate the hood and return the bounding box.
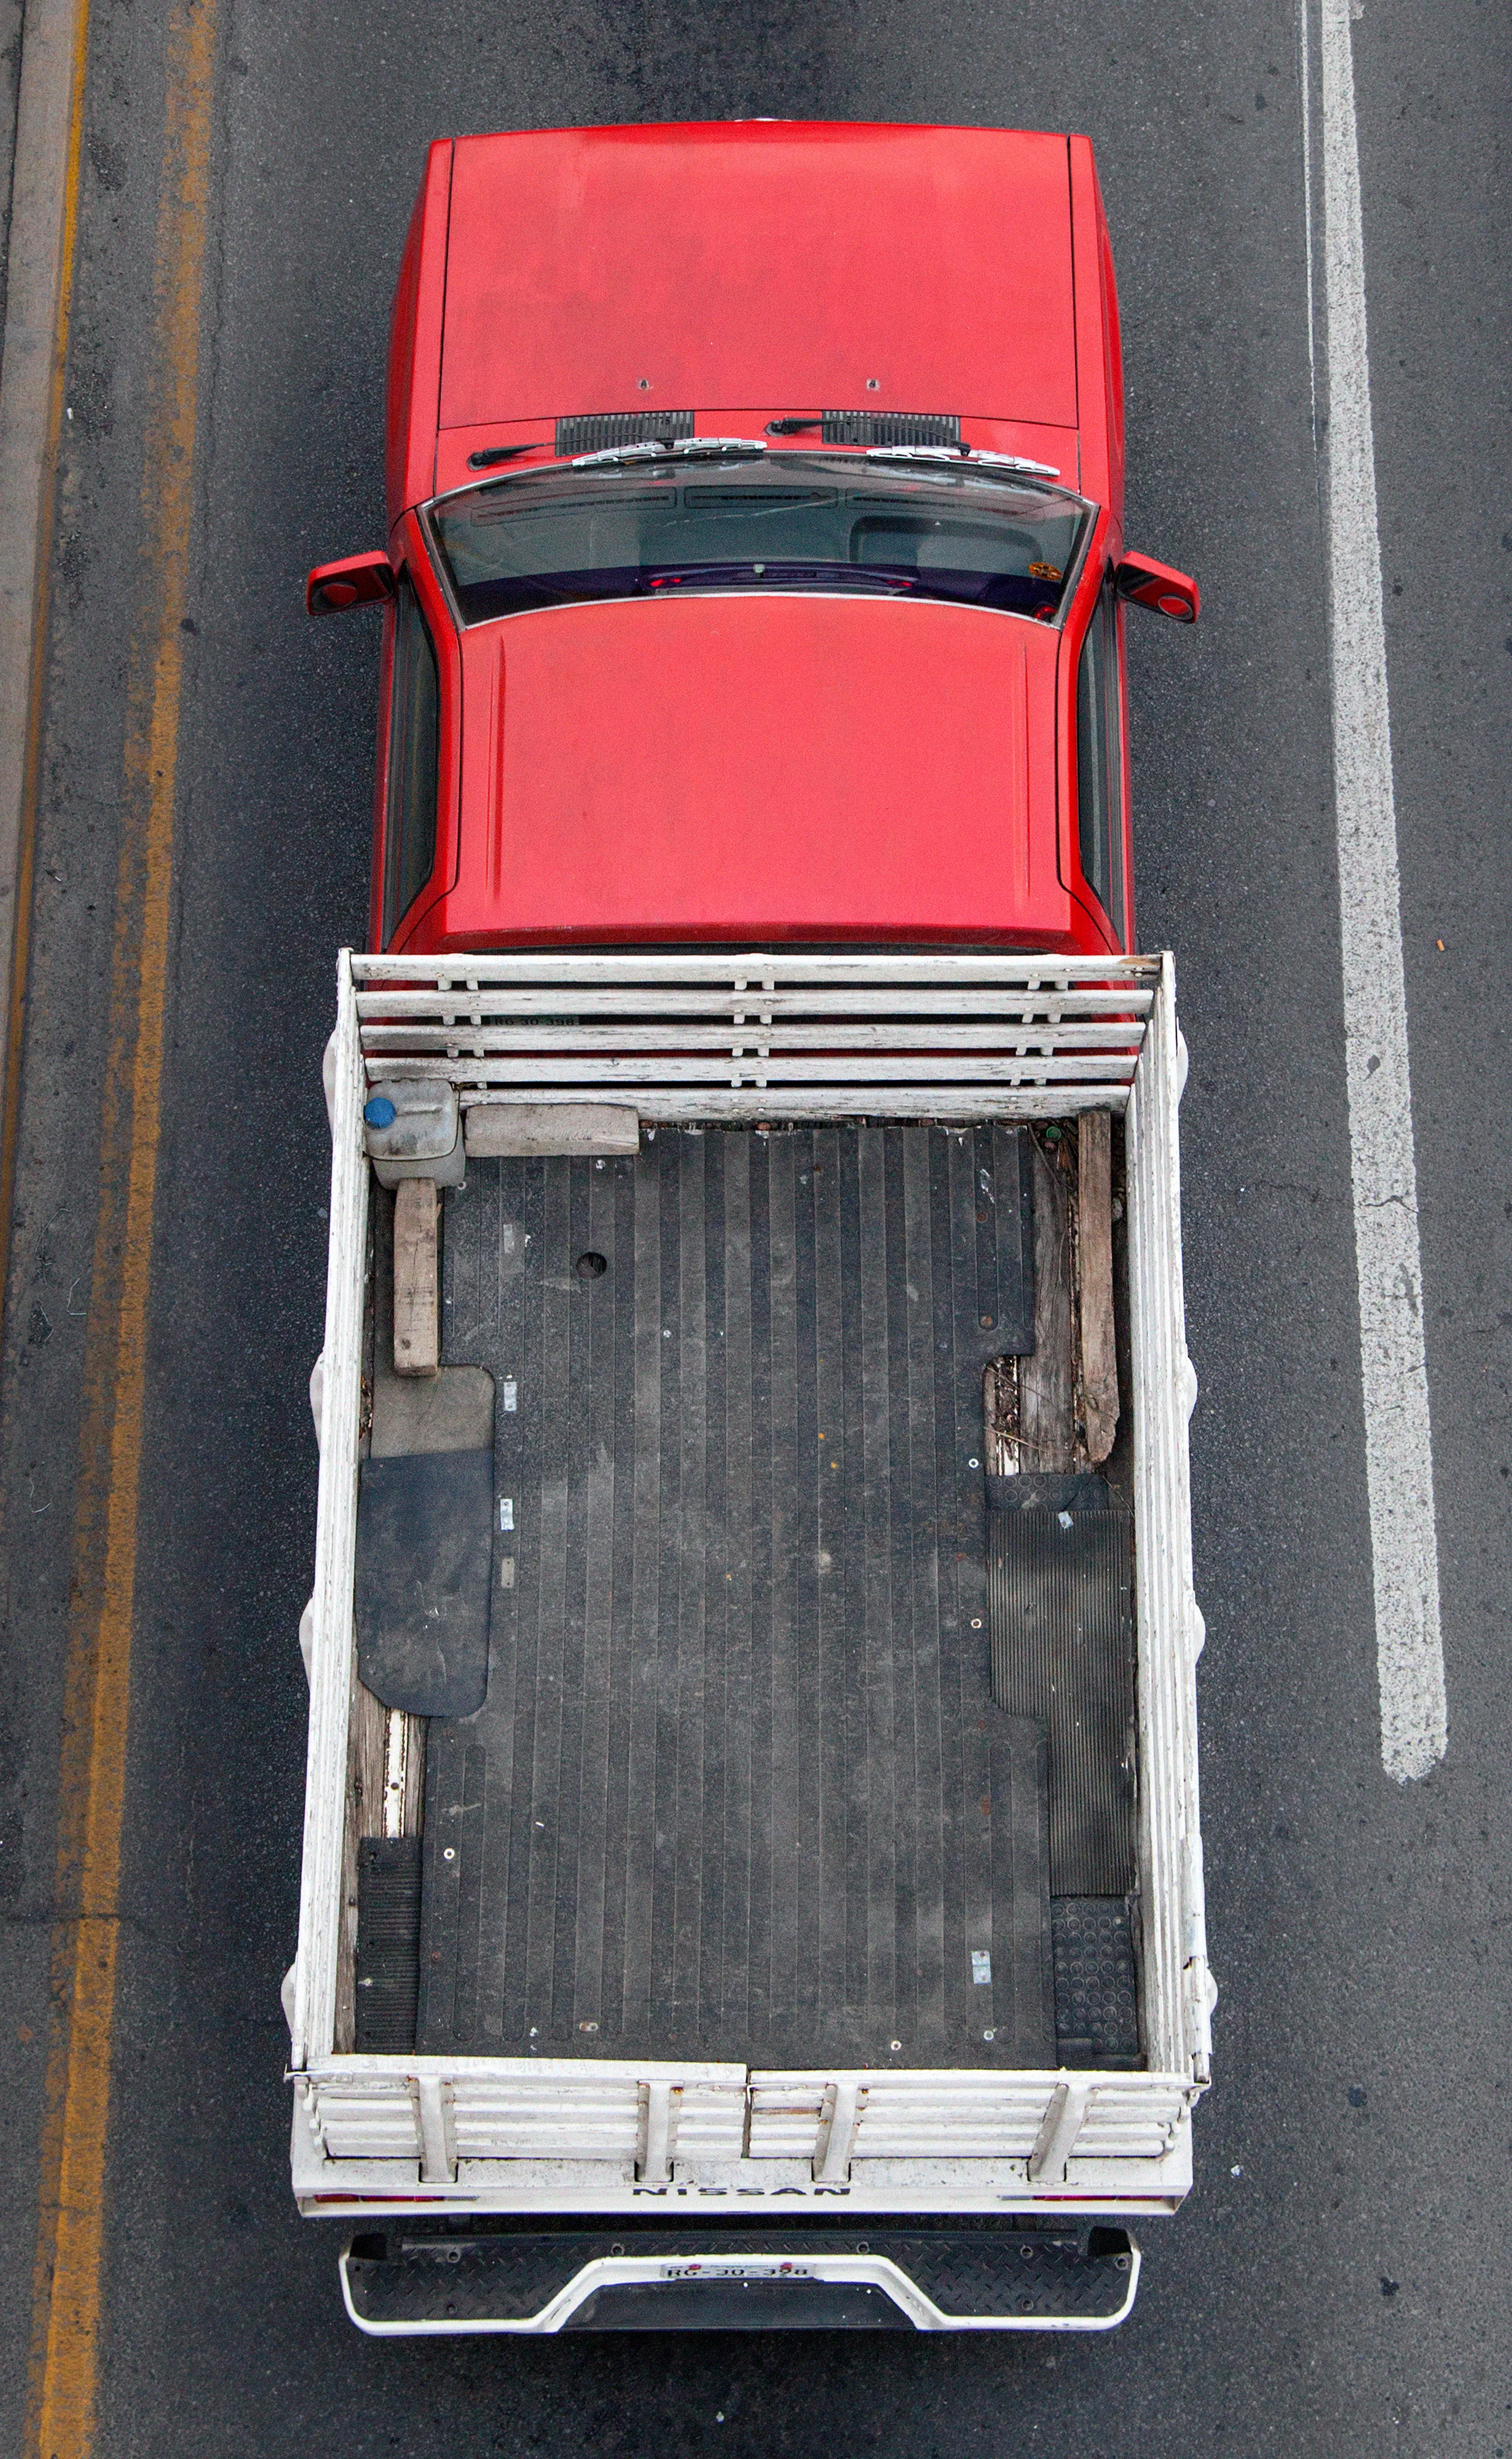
[438,122,1079,432]
[417,593,1076,949]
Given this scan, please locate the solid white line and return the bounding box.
[1317,0,1446,1780]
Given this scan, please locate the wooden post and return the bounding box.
[393,1178,439,1376]
[1078,1111,1120,1462]
[1020,1140,1075,1472]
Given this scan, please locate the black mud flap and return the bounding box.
[339,2220,1140,2334]
[353,1447,493,1716]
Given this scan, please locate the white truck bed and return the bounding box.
[286,949,1211,2324]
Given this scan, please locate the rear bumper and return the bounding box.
[340,2219,1140,2334]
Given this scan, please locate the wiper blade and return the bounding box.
[864,444,1061,479]
[671,436,767,459]
[570,436,768,469]
[570,440,679,468]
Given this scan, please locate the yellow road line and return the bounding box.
[25,7,218,2453]
[0,0,93,1344]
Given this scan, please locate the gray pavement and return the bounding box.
[0,0,22,353]
[1,1,1510,2451]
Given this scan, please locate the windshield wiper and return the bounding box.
[643,562,914,594]
[864,443,1061,480]
[570,436,768,470]
[569,440,679,469]
[671,436,767,460]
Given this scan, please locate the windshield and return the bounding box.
[428,453,1094,626]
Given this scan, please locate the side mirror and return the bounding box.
[1114,553,1199,623]
[305,551,395,617]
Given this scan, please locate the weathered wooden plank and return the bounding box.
[1019,1139,1076,1474]
[463,1099,640,1156]
[355,984,1157,1019]
[1078,1110,1119,1463]
[366,1052,1141,1086]
[460,1088,1135,1121]
[353,950,1162,987]
[334,1652,387,2054]
[393,1178,439,1377]
[362,1020,1149,1051]
[983,1355,1021,1475]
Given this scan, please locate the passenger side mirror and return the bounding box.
[305,551,396,616]
[1114,554,1199,624]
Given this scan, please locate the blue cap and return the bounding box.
[363,1095,397,1131]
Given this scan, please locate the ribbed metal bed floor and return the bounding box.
[415,1124,1054,2069]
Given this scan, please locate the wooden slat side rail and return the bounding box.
[355,989,1157,1020]
[362,1021,1148,1053]
[1126,957,1209,2085]
[293,951,369,2067]
[305,2058,1194,2170]
[345,953,1157,1123]
[364,1054,1143,1087]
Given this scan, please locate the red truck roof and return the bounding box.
[377,123,1132,956]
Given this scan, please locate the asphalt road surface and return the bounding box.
[2,2,1510,2452]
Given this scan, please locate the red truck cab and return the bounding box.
[310,123,1196,960]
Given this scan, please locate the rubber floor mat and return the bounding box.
[355,1836,423,2051]
[355,1448,494,1717]
[988,1489,1136,1896]
[1050,1895,1141,2066]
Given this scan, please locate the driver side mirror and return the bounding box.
[305,551,395,617]
[1114,553,1199,623]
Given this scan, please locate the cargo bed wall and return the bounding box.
[289,952,1208,2203]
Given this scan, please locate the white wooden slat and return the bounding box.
[317,2098,421,2160]
[364,1053,1140,1086]
[450,2123,637,2157]
[447,2084,643,2108]
[458,1087,1133,1120]
[308,2053,749,2084]
[361,1022,1145,1056]
[355,986,1156,1020]
[318,2123,421,2160]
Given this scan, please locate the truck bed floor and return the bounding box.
[416,1124,1055,2069]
